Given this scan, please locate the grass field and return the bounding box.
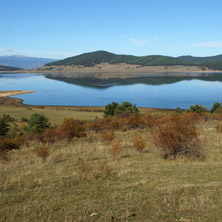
[0,116,222,221]
[0,105,175,125]
[0,106,104,124]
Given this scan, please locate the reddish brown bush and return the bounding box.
[152,114,202,159]
[133,135,146,152]
[110,141,122,158]
[143,113,157,128]
[43,128,57,144]
[36,147,50,163]
[0,139,20,152]
[100,131,114,144]
[86,114,148,133]
[128,114,146,128]
[57,118,86,141]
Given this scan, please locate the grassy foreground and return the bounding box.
[1,115,222,221]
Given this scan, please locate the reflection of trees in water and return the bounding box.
[45,74,222,89]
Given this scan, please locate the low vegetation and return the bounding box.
[1,101,222,221]
[104,101,139,117]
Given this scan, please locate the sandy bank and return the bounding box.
[0,90,36,97]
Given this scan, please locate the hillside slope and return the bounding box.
[46,51,185,67]
[46,51,222,70]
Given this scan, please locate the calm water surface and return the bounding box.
[1,73,222,109]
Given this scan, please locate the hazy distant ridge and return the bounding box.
[0,55,58,69]
[46,51,222,70]
[0,65,22,71]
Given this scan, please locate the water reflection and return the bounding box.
[0,73,222,108]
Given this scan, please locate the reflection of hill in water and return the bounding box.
[45,74,222,89]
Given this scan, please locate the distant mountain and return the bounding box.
[0,65,22,71]
[0,55,58,69]
[46,50,222,70]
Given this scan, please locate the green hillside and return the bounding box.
[46,50,222,70]
[177,54,222,63]
[0,65,22,71]
[46,51,184,67]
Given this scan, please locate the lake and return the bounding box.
[1,73,222,109]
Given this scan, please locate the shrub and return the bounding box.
[0,139,20,152]
[133,135,146,152]
[104,102,119,117]
[152,114,202,159]
[36,147,50,163]
[26,113,50,134]
[104,101,139,117]
[0,118,9,136]
[110,141,122,158]
[2,114,14,122]
[100,131,114,144]
[187,104,208,114]
[115,102,139,116]
[211,102,222,113]
[143,113,157,128]
[43,128,58,143]
[175,107,183,114]
[21,117,28,122]
[57,118,86,141]
[126,114,146,129]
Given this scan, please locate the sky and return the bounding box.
[0,0,222,59]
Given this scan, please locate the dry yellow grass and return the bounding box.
[1,120,222,221]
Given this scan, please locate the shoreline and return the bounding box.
[1,70,222,81]
[1,63,222,78]
[0,95,175,113]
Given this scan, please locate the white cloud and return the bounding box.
[190,41,222,48]
[129,38,147,46]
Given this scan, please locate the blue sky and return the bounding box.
[1,0,222,59]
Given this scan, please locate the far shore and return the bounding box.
[1,63,222,79]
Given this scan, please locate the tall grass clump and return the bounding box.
[36,146,50,163]
[110,141,122,158]
[133,135,146,152]
[152,113,203,159]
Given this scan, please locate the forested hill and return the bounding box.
[46,51,222,70]
[0,65,22,71]
[46,51,184,67]
[177,55,222,63]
